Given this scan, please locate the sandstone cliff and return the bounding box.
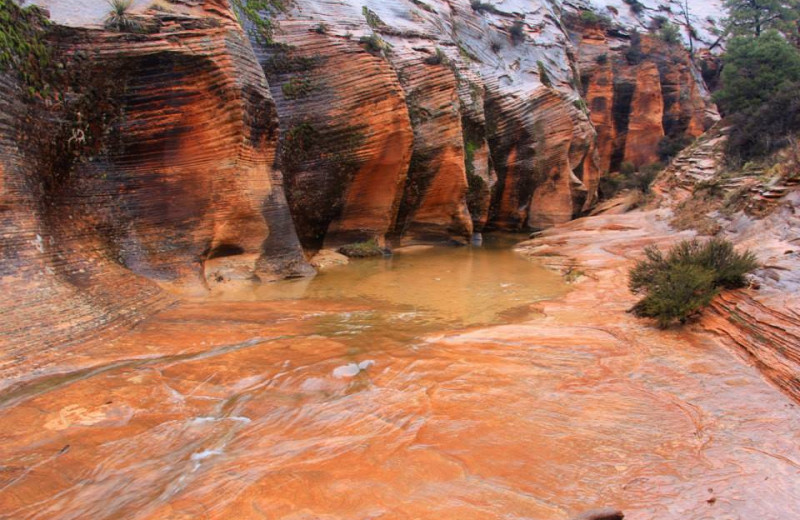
[0,0,720,358]
[251,0,718,245]
[0,1,311,379]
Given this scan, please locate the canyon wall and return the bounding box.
[569,18,718,173]
[256,0,601,243]
[0,1,311,373]
[0,0,719,357]
[253,0,719,245]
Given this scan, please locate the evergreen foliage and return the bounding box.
[629,238,758,327]
[723,0,799,38]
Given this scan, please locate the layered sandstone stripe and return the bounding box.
[0,0,310,386]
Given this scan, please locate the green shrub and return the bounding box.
[629,238,758,327]
[359,33,391,55]
[0,1,56,97]
[599,162,661,199]
[231,0,289,44]
[713,31,800,160]
[281,77,314,99]
[423,47,446,65]
[470,1,500,14]
[579,10,612,27]
[619,161,636,176]
[537,60,552,87]
[362,6,384,29]
[658,134,693,162]
[714,31,800,115]
[633,162,662,193]
[631,264,718,328]
[726,80,800,160]
[658,21,681,45]
[105,0,141,32]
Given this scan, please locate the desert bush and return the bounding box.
[658,134,693,162]
[281,77,314,99]
[629,238,758,327]
[634,163,662,193]
[105,0,141,32]
[658,21,681,45]
[338,239,385,258]
[619,161,636,176]
[509,20,525,44]
[230,0,289,43]
[359,33,391,55]
[579,10,612,28]
[470,1,500,14]
[599,162,661,199]
[423,47,446,65]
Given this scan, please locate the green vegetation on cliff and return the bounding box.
[723,0,799,38]
[714,31,800,160]
[231,0,288,44]
[0,0,54,97]
[629,238,758,328]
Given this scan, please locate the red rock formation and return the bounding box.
[392,53,472,244]
[487,87,597,230]
[623,62,665,168]
[571,19,719,174]
[0,1,310,377]
[259,21,413,249]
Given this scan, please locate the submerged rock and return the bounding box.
[309,250,350,270]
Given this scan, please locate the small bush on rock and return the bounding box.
[470,1,500,14]
[338,239,385,258]
[629,238,758,327]
[105,0,141,32]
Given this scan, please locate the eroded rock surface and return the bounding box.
[569,17,718,173]
[1,1,310,378]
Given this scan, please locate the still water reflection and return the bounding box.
[216,236,568,326]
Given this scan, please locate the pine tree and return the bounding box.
[724,0,800,38]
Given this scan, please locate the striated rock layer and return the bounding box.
[255,0,603,240]
[0,1,311,381]
[0,0,720,371]
[247,0,718,244]
[651,129,800,402]
[569,20,719,173]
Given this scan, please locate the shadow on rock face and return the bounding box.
[571,508,624,520]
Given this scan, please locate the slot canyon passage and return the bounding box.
[1,0,799,519]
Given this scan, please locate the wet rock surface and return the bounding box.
[1,223,799,519]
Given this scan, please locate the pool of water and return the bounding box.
[211,236,568,326]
